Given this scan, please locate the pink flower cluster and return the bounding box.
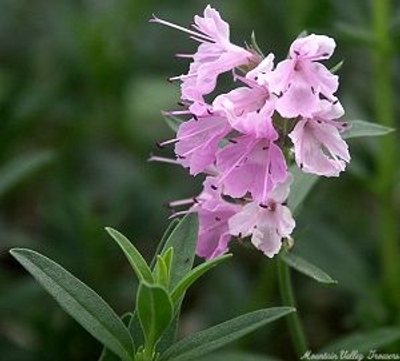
[152,5,350,259]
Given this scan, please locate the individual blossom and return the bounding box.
[228,176,295,258]
[151,5,255,103]
[289,100,350,177]
[267,34,339,118]
[215,107,288,203]
[170,114,231,176]
[193,177,241,259]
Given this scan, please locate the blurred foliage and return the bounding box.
[0,0,399,360]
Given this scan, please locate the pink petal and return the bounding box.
[175,116,230,175]
[216,136,288,202]
[289,119,350,177]
[290,34,336,61]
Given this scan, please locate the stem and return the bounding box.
[277,255,308,357]
[372,0,400,310]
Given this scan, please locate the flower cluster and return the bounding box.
[152,5,350,259]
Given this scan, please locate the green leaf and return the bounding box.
[150,220,179,270]
[250,31,265,57]
[0,151,54,198]
[171,254,232,304]
[194,352,282,361]
[162,112,183,133]
[105,227,153,284]
[330,60,344,74]
[154,255,169,289]
[281,252,337,285]
[137,282,174,349]
[321,327,400,353]
[99,313,133,361]
[342,120,395,139]
[10,248,134,361]
[288,165,319,212]
[160,307,294,361]
[162,247,174,275]
[162,213,199,289]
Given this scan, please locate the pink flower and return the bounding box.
[174,114,231,176]
[228,177,295,257]
[216,128,288,203]
[194,177,241,259]
[268,34,339,118]
[152,5,254,102]
[289,100,350,177]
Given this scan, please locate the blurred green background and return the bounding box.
[1,0,399,360]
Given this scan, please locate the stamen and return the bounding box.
[169,198,196,208]
[148,155,180,165]
[150,15,214,42]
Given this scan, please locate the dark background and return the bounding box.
[1,0,399,360]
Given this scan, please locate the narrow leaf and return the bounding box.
[150,219,179,269]
[162,213,199,289]
[160,307,294,361]
[281,252,337,285]
[99,313,134,361]
[0,151,54,198]
[250,31,265,57]
[171,254,232,304]
[342,120,394,139]
[155,255,169,289]
[330,60,344,74]
[288,165,319,212]
[10,248,134,361]
[105,227,153,284]
[137,282,174,348]
[321,327,400,353]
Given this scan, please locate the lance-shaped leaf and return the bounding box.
[162,213,198,289]
[154,255,169,289]
[10,248,135,361]
[105,227,153,284]
[321,327,400,353]
[170,254,232,304]
[150,220,179,270]
[160,307,295,361]
[281,252,337,285]
[343,120,394,139]
[99,313,133,361]
[137,282,174,349]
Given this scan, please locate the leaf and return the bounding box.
[342,120,394,139]
[160,307,295,361]
[171,254,232,304]
[161,213,199,289]
[105,227,153,284]
[330,60,344,74]
[281,252,337,285]
[137,282,174,348]
[99,313,133,361]
[150,220,179,270]
[154,255,169,289]
[194,352,282,361]
[288,165,319,212]
[250,31,265,57]
[0,151,54,198]
[321,327,400,353]
[10,248,134,361]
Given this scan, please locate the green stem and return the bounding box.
[277,255,308,358]
[372,0,400,310]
